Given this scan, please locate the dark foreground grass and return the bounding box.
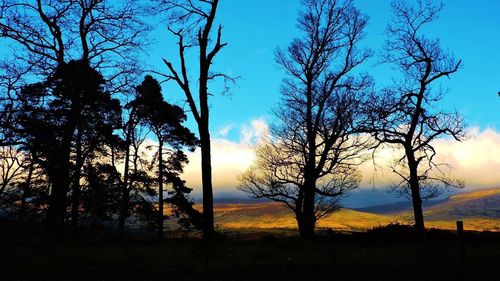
[1,222,499,281]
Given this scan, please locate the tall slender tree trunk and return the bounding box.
[19,161,34,221]
[199,48,215,238]
[301,80,317,239]
[71,127,83,239]
[119,124,132,242]
[157,139,164,239]
[199,124,214,238]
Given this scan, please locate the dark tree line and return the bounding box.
[1,60,201,242]
[0,0,206,243]
[0,0,465,242]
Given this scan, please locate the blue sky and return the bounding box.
[2,0,499,206]
[147,0,500,139]
[142,0,500,205]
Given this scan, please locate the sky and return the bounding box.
[140,0,500,206]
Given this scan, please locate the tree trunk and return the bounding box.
[19,161,34,221]
[296,212,306,237]
[71,127,83,239]
[45,120,77,244]
[301,178,317,239]
[119,124,132,242]
[45,155,71,244]
[199,125,215,238]
[157,139,164,239]
[406,149,425,237]
[45,77,81,245]
[199,51,215,238]
[301,77,317,239]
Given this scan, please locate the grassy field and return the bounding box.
[211,202,500,233]
[1,225,499,281]
[2,188,498,280]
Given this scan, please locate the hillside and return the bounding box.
[212,188,500,232]
[213,203,399,232]
[425,188,500,219]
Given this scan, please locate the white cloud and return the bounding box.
[217,124,234,138]
[352,127,500,189]
[182,122,500,194]
[240,118,268,144]
[183,118,268,193]
[431,127,500,188]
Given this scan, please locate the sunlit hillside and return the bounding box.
[212,188,500,233]
[424,188,500,219]
[212,203,395,232]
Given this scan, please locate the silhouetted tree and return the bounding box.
[1,0,148,242]
[362,0,465,236]
[158,0,235,238]
[15,60,119,241]
[0,146,26,200]
[134,75,199,238]
[68,71,122,238]
[116,97,139,241]
[239,0,372,238]
[81,163,121,228]
[119,76,197,238]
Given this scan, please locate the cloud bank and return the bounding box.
[182,119,268,193]
[182,119,500,195]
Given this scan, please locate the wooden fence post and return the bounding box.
[456,221,466,262]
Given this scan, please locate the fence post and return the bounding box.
[456,221,466,262]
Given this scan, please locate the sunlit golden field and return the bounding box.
[212,203,393,231]
[207,188,500,233]
[210,203,499,232]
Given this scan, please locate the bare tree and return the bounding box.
[0,146,26,203]
[159,0,234,238]
[239,0,372,238]
[362,0,465,236]
[0,0,146,86]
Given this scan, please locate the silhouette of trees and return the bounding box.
[0,146,28,211]
[133,75,199,238]
[159,0,234,238]
[81,163,121,228]
[361,0,465,236]
[13,60,120,241]
[116,92,141,241]
[67,68,122,238]
[239,0,372,238]
[0,0,477,246]
[0,147,25,197]
[0,0,148,242]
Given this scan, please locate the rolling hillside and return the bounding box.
[425,188,500,219]
[212,188,500,232]
[213,203,398,232]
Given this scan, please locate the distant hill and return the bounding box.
[212,188,500,232]
[355,199,446,214]
[424,188,500,220]
[355,188,500,218]
[213,202,397,232]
